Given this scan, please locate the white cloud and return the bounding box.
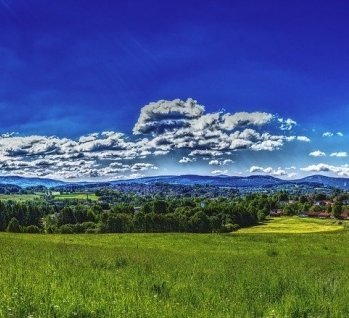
[129,173,145,179]
[272,168,287,176]
[153,150,169,156]
[0,131,161,179]
[250,139,284,151]
[208,159,233,166]
[323,132,334,137]
[250,166,271,173]
[134,98,306,155]
[189,150,224,157]
[130,163,158,171]
[296,136,311,142]
[0,98,312,180]
[190,113,220,131]
[309,150,326,157]
[278,118,297,130]
[179,157,196,164]
[211,170,228,175]
[323,131,343,137]
[220,112,273,130]
[133,98,204,134]
[330,152,347,158]
[249,166,287,176]
[301,163,349,176]
[287,172,298,178]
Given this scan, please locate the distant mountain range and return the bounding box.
[112,174,349,189]
[0,174,349,190]
[0,176,66,188]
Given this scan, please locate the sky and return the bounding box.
[0,0,349,180]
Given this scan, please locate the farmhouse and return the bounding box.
[318,212,331,219]
[339,210,349,220]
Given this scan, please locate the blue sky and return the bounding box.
[0,0,349,180]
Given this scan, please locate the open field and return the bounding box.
[53,193,99,201]
[237,216,345,234]
[0,194,41,201]
[1,219,349,317]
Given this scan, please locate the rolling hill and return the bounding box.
[0,174,348,190]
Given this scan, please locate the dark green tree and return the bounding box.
[189,211,211,233]
[333,202,343,218]
[153,200,168,214]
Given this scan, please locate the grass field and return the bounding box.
[1,218,349,317]
[237,216,345,234]
[0,194,41,201]
[53,193,99,201]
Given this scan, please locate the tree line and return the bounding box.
[0,194,276,234]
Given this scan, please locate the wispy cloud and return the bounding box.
[323,131,343,137]
[301,163,349,177]
[330,152,347,158]
[179,157,196,164]
[309,150,326,157]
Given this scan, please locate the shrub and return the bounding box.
[59,224,74,234]
[81,222,97,232]
[6,217,21,233]
[221,223,240,233]
[85,228,98,234]
[102,213,132,233]
[71,223,85,233]
[24,225,41,233]
[46,225,58,234]
[257,210,266,222]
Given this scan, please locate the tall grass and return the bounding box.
[0,227,349,317]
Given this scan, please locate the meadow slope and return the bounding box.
[0,218,348,317]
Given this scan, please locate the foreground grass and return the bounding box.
[238,216,345,234]
[1,220,349,317]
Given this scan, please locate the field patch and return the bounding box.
[0,194,41,201]
[237,216,344,234]
[53,193,98,201]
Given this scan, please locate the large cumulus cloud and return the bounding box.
[0,98,310,180]
[139,98,308,154]
[0,132,156,179]
[133,98,204,134]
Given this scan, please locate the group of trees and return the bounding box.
[0,201,53,233]
[2,189,347,234]
[0,194,276,234]
[101,194,276,233]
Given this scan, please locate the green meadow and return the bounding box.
[53,193,99,201]
[0,194,41,201]
[238,216,345,234]
[1,217,349,317]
